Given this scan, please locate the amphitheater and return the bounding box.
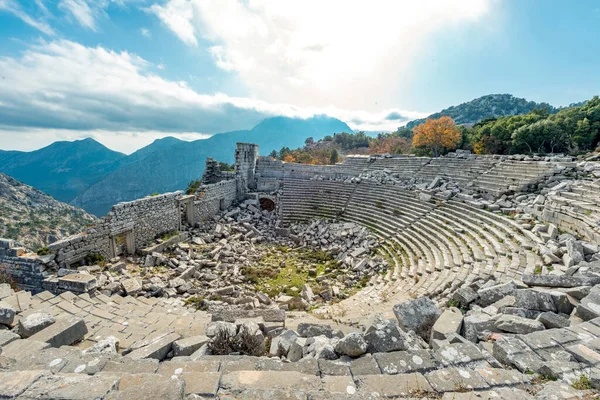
[1,143,600,399]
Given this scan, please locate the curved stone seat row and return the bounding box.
[279,180,545,311]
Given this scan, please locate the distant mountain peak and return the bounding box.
[406,94,558,129]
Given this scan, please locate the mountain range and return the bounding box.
[0,115,352,216]
[0,172,96,250]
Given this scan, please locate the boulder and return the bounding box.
[495,314,545,334]
[121,278,142,296]
[297,323,335,338]
[452,287,478,306]
[269,329,298,357]
[0,301,16,326]
[304,336,337,360]
[430,307,463,342]
[575,285,600,320]
[363,314,410,353]
[393,297,440,339]
[537,312,570,329]
[477,281,519,307]
[301,284,315,302]
[18,313,55,338]
[287,337,307,362]
[566,239,584,264]
[514,289,556,312]
[462,312,499,343]
[334,332,367,357]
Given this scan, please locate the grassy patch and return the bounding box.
[533,265,542,275]
[572,375,593,390]
[184,296,208,311]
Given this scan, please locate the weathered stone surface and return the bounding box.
[172,335,209,357]
[305,336,337,360]
[20,373,120,399]
[219,371,322,393]
[297,323,335,338]
[477,281,518,307]
[393,297,440,339]
[364,314,410,353]
[522,274,600,288]
[537,311,571,329]
[269,329,298,357]
[18,313,56,338]
[206,321,237,338]
[334,332,367,357]
[1,339,50,359]
[452,287,478,307]
[431,307,463,342]
[374,350,437,374]
[495,314,545,334]
[0,370,50,399]
[287,337,306,362]
[433,342,490,368]
[425,367,489,392]
[492,336,544,373]
[576,285,600,320]
[121,278,142,296]
[107,373,185,400]
[58,274,97,293]
[349,354,381,375]
[462,312,499,342]
[28,315,87,347]
[514,289,556,312]
[354,373,434,397]
[0,330,20,346]
[318,359,350,376]
[126,332,181,361]
[0,300,16,325]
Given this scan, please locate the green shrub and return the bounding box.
[36,247,52,256]
[572,375,593,390]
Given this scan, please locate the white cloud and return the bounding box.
[59,0,97,30]
[148,0,197,46]
[140,27,151,37]
[150,0,493,109]
[157,63,165,70]
[0,39,427,152]
[58,0,146,31]
[0,0,55,35]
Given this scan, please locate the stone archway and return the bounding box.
[259,197,276,211]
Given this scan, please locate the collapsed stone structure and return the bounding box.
[1,144,600,398]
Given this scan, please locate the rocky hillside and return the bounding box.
[0,172,96,250]
[406,93,559,129]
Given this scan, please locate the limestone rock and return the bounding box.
[495,314,545,334]
[537,312,570,329]
[121,278,142,296]
[0,301,16,326]
[430,307,463,342]
[393,297,440,339]
[477,281,518,307]
[364,314,410,353]
[334,332,367,357]
[18,313,55,338]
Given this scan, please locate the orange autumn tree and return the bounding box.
[412,116,462,157]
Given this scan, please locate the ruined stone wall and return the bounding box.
[255,157,283,191]
[109,192,182,250]
[0,255,45,293]
[235,143,259,199]
[194,180,238,222]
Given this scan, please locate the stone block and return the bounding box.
[121,278,142,296]
[349,354,381,375]
[318,359,351,376]
[172,335,209,357]
[58,274,97,293]
[425,367,489,392]
[492,336,544,373]
[477,281,519,307]
[495,314,545,334]
[0,370,50,399]
[334,332,367,357]
[374,350,438,374]
[393,297,441,340]
[537,312,570,329]
[321,375,356,396]
[18,313,56,338]
[0,330,19,346]
[364,314,411,353]
[297,323,335,338]
[354,373,434,397]
[107,373,185,400]
[125,332,181,361]
[576,285,600,321]
[28,315,87,347]
[452,287,478,307]
[514,289,556,312]
[431,307,463,342]
[433,342,490,368]
[1,339,50,359]
[522,274,600,288]
[19,373,120,400]
[0,300,16,326]
[219,371,322,394]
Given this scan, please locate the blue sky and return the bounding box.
[0,0,599,153]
